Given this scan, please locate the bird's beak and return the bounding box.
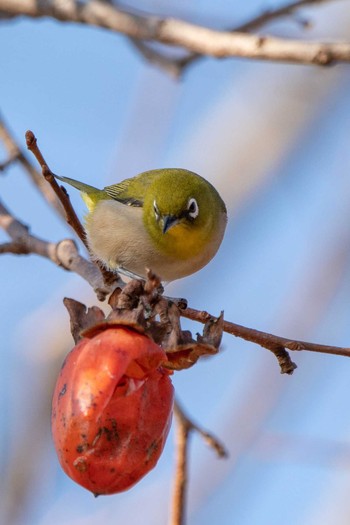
[162,215,179,234]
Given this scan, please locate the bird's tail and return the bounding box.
[53,174,107,212]
[54,174,100,195]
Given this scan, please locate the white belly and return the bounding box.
[85,200,223,281]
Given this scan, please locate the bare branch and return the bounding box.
[180,306,350,370]
[129,0,334,75]
[25,130,87,247]
[175,0,333,73]
[174,401,228,458]
[0,199,113,300]
[0,0,349,67]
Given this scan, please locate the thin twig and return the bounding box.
[0,0,348,67]
[171,401,227,525]
[25,130,87,246]
[180,306,350,367]
[25,130,119,288]
[234,0,329,33]
[175,401,227,458]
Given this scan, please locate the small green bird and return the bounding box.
[54,168,227,282]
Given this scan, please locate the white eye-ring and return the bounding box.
[153,200,160,221]
[187,198,199,219]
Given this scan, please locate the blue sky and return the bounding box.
[2,2,350,524]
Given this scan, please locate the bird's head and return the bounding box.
[143,169,226,259]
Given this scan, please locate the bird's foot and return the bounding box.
[116,267,146,282]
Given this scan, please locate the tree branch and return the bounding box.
[0,0,349,67]
[180,306,350,369]
[128,0,334,76]
[25,130,87,247]
[0,199,114,300]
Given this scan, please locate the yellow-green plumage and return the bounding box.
[54,169,227,281]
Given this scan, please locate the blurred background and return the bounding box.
[1,1,350,524]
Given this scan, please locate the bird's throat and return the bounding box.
[157,223,208,261]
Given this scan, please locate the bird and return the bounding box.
[54,168,227,282]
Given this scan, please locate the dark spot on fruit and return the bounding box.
[147,441,159,461]
[58,383,67,400]
[101,420,119,443]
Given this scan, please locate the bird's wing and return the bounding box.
[104,181,143,207]
[104,171,156,207]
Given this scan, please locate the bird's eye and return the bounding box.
[187,198,199,219]
[153,200,160,221]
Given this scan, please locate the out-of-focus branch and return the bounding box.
[0,0,349,67]
[0,123,119,292]
[0,113,65,218]
[129,0,334,76]
[0,199,113,300]
[128,38,187,79]
[234,0,330,33]
[170,401,227,525]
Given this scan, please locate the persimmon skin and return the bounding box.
[51,326,174,495]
